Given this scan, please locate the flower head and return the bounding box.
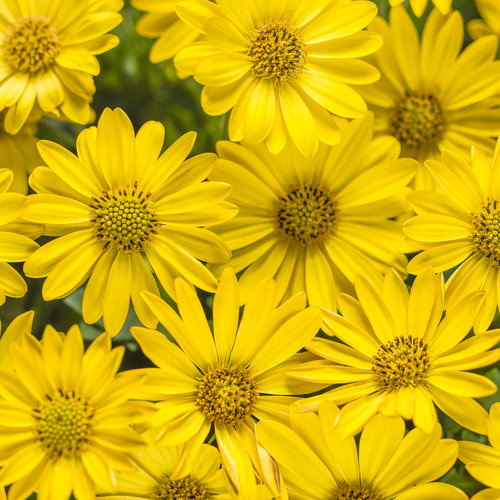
[0,0,123,133]
[289,267,500,436]
[97,441,231,500]
[257,401,467,500]
[131,268,324,498]
[0,326,150,500]
[174,0,382,156]
[23,108,235,335]
[404,139,500,332]
[359,7,500,187]
[209,113,417,309]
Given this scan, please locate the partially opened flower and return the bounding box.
[468,0,500,40]
[389,0,451,17]
[459,402,500,500]
[257,401,466,500]
[404,139,500,332]
[131,268,324,498]
[174,0,382,156]
[209,113,417,309]
[359,7,500,187]
[0,326,150,500]
[23,108,234,335]
[98,442,231,500]
[289,267,500,436]
[0,168,39,305]
[0,0,123,133]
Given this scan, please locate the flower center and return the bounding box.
[248,20,307,83]
[470,199,500,268]
[150,475,208,500]
[2,15,60,73]
[389,91,444,149]
[196,366,258,425]
[371,336,431,391]
[275,185,337,245]
[331,485,383,500]
[32,389,94,459]
[90,184,161,253]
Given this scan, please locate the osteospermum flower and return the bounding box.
[132,0,202,75]
[389,0,451,17]
[258,401,467,500]
[459,403,500,500]
[0,109,41,194]
[0,0,123,133]
[0,168,39,304]
[209,113,417,308]
[0,326,150,500]
[404,140,500,332]
[131,268,324,498]
[174,0,382,156]
[289,267,500,436]
[359,7,500,187]
[468,0,500,40]
[98,442,230,500]
[23,108,234,335]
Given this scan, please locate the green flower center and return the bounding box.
[371,335,431,391]
[248,20,307,83]
[390,91,445,149]
[90,184,161,253]
[2,15,60,73]
[470,199,500,268]
[150,475,208,500]
[196,366,258,425]
[32,389,95,458]
[331,484,383,500]
[275,185,338,245]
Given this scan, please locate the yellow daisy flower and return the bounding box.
[389,0,452,17]
[404,140,500,332]
[0,0,123,133]
[132,0,202,75]
[0,168,39,305]
[468,0,500,40]
[0,326,150,500]
[359,7,500,186]
[23,107,234,335]
[174,0,382,156]
[258,401,467,500]
[289,267,500,436]
[209,113,417,309]
[459,402,500,500]
[98,442,230,499]
[0,109,41,194]
[131,268,324,499]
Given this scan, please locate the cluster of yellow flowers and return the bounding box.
[1,0,500,498]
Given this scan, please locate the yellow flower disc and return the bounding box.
[196,366,258,425]
[248,20,307,83]
[275,185,338,245]
[469,199,500,268]
[90,184,160,253]
[389,91,445,149]
[151,475,209,500]
[333,485,383,500]
[32,390,94,459]
[2,15,59,73]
